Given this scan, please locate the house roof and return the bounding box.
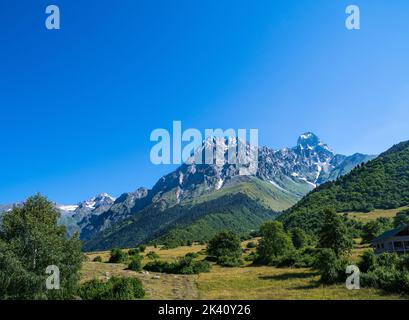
[373,224,409,242]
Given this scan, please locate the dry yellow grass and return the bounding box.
[343,206,409,223]
[83,243,406,300]
[195,265,403,300]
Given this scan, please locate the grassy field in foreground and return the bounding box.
[343,206,409,223]
[82,243,406,300]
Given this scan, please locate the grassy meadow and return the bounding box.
[82,241,405,300]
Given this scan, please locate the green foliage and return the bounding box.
[359,250,377,273]
[289,227,309,249]
[362,218,393,243]
[128,254,143,271]
[318,209,353,257]
[394,209,409,227]
[315,249,347,284]
[128,248,139,256]
[143,254,210,274]
[146,251,160,260]
[279,141,409,233]
[207,231,243,266]
[246,241,257,249]
[108,248,128,263]
[360,253,409,294]
[254,221,293,265]
[0,194,83,300]
[216,255,244,267]
[138,245,147,253]
[78,277,145,300]
[93,256,102,262]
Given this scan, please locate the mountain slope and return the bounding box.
[82,176,287,251]
[279,140,409,233]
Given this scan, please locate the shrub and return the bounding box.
[78,277,145,300]
[138,245,147,253]
[128,254,143,271]
[246,241,257,249]
[143,254,210,274]
[185,252,199,259]
[207,231,242,264]
[315,248,347,284]
[245,252,257,262]
[128,248,140,256]
[108,248,128,263]
[217,255,243,267]
[359,251,377,273]
[93,256,102,262]
[146,251,160,260]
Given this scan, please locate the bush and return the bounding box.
[128,255,143,271]
[138,245,147,253]
[185,252,199,259]
[359,251,377,273]
[217,255,243,267]
[93,256,102,262]
[108,248,128,263]
[207,231,243,265]
[128,248,139,256]
[246,241,257,249]
[146,251,160,260]
[78,277,145,300]
[360,253,409,294]
[315,248,347,284]
[245,252,257,262]
[143,254,210,274]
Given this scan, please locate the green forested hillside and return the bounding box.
[83,178,291,251]
[279,141,409,233]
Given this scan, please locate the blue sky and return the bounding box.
[1,0,409,204]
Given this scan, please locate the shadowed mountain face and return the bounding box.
[0,133,375,248]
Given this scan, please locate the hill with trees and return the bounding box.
[279,140,409,233]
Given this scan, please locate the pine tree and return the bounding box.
[318,208,353,257]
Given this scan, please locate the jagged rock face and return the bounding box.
[148,133,374,206]
[78,188,151,240]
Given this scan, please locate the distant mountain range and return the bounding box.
[0,133,375,250]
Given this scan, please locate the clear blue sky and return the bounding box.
[1,0,409,204]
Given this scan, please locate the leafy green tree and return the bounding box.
[255,221,293,265]
[290,227,308,249]
[0,194,83,299]
[318,209,353,257]
[394,209,409,227]
[207,231,243,266]
[362,218,393,243]
[315,248,346,284]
